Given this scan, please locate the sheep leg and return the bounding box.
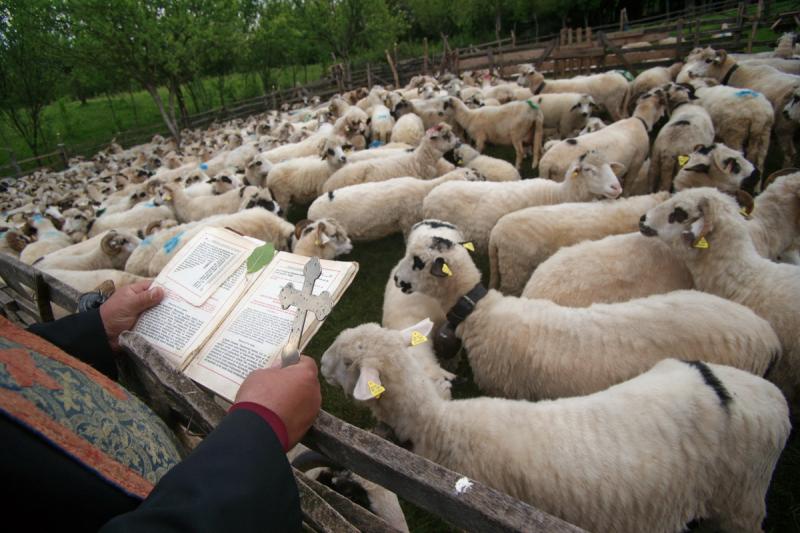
[474,136,486,153]
[513,139,525,170]
[774,119,797,167]
[658,156,675,193]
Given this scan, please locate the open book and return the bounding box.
[133,227,358,402]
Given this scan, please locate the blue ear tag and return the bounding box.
[140,236,153,246]
[200,163,209,170]
[32,214,44,222]
[163,231,185,253]
[369,140,384,148]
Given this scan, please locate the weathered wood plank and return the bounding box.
[296,473,360,533]
[305,412,586,533]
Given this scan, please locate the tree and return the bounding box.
[0,0,67,156]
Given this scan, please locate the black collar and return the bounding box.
[445,283,488,328]
[671,101,689,111]
[635,116,649,131]
[721,63,739,85]
[534,81,545,95]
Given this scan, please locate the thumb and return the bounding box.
[131,286,164,313]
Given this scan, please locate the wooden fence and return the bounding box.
[0,0,780,179]
[0,251,585,532]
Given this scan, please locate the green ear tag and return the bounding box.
[526,100,540,110]
[246,243,275,273]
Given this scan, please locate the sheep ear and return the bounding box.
[609,161,627,177]
[564,160,581,179]
[430,257,452,277]
[353,366,383,401]
[683,199,713,246]
[735,190,755,216]
[400,318,434,346]
[294,219,313,239]
[714,49,727,64]
[101,231,121,256]
[315,223,331,245]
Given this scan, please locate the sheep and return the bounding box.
[265,136,348,213]
[309,168,484,242]
[322,325,789,533]
[671,143,760,194]
[647,83,715,192]
[126,207,295,277]
[683,48,800,166]
[688,79,774,172]
[520,160,776,306]
[392,231,779,402]
[290,218,353,260]
[36,230,140,271]
[628,62,683,113]
[160,184,272,224]
[523,70,631,121]
[528,92,597,138]
[369,105,395,145]
[19,215,74,265]
[447,96,544,169]
[391,97,454,130]
[537,90,667,189]
[44,269,150,294]
[321,123,459,193]
[641,187,800,404]
[577,116,607,134]
[423,149,624,254]
[88,203,175,238]
[488,192,670,295]
[244,152,273,187]
[389,113,425,146]
[260,124,336,163]
[451,143,520,182]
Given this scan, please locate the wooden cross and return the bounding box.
[278,256,332,367]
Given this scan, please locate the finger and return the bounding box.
[297,355,318,374]
[127,280,154,294]
[130,284,164,312]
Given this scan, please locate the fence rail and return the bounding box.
[0,0,778,179]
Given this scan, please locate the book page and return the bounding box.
[133,228,259,368]
[185,253,357,401]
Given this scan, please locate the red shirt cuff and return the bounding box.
[228,402,289,452]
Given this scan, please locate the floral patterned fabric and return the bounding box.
[0,316,181,499]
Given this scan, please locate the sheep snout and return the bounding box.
[639,215,658,237]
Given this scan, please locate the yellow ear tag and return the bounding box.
[462,241,475,252]
[739,207,752,219]
[442,263,453,276]
[693,236,710,249]
[315,239,321,246]
[410,331,428,346]
[368,380,385,399]
[677,155,690,167]
[456,159,463,165]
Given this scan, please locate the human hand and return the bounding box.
[235,355,322,449]
[99,280,164,351]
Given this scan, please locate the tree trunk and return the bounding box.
[170,79,190,127]
[128,88,139,125]
[105,92,120,131]
[186,82,201,114]
[146,85,181,146]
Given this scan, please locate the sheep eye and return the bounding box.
[412,255,425,270]
[668,207,689,223]
[327,148,334,155]
[705,59,712,64]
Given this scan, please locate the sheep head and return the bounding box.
[5,231,30,253]
[245,153,273,187]
[783,88,800,124]
[453,143,479,165]
[579,117,607,135]
[243,189,282,217]
[101,230,141,268]
[633,88,668,129]
[674,143,758,195]
[318,136,348,168]
[293,218,352,259]
[639,187,744,254]
[684,48,732,82]
[664,82,697,110]
[393,226,481,310]
[570,95,597,119]
[423,123,459,155]
[564,150,623,199]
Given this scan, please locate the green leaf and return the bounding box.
[246,242,275,273]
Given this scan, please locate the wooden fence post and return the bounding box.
[57,144,69,167]
[9,150,21,178]
[511,30,516,47]
[366,63,372,89]
[748,0,763,52]
[385,49,400,89]
[423,37,429,75]
[676,19,684,58]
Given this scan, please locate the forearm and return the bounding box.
[27,308,117,379]
[100,409,301,533]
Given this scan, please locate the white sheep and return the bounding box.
[528,92,596,138]
[628,62,683,113]
[488,192,670,295]
[321,123,458,193]
[522,169,800,305]
[322,325,789,533]
[389,113,425,146]
[448,97,544,169]
[309,168,483,242]
[451,143,520,182]
[36,230,139,271]
[88,203,175,238]
[688,79,774,173]
[523,70,631,121]
[19,215,74,265]
[641,186,800,404]
[647,83,715,192]
[392,231,779,401]
[423,149,624,254]
[260,124,336,163]
[369,105,395,145]
[45,268,151,294]
[537,90,667,189]
[683,48,799,166]
[159,184,271,223]
[265,136,348,213]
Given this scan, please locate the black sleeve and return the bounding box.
[27,308,117,379]
[100,409,302,533]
